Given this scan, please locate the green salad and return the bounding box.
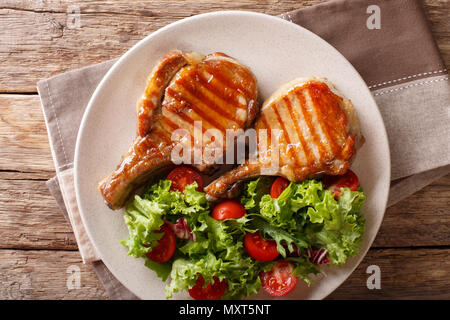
[121,169,365,300]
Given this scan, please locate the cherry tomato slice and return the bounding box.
[260,260,298,297]
[270,177,290,198]
[211,200,246,221]
[188,274,227,300]
[167,166,204,192]
[145,224,176,263]
[322,169,359,198]
[244,232,279,262]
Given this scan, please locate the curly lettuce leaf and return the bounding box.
[305,188,366,265]
[259,183,297,230]
[286,256,319,285]
[166,253,262,300]
[121,180,210,258]
[241,177,274,213]
[245,179,366,267]
[167,250,261,300]
[247,215,308,258]
[120,196,165,257]
[145,259,172,281]
[169,213,260,299]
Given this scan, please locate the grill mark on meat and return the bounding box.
[164,91,221,139]
[163,108,196,142]
[295,89,324,163]
[310,83,347,147]
[171,80,238,131]
[305,85,339,157]
[160,114,179,132]
[309,85,344,145]
[204,63,253,98]
[302,88,337,160]
[270,101,301,168]
[197,70,248,110]
[160,114,195,146]
[165,86,227,133]
[175,81,241,129]
[283,95,312,166]
[289,92,318,164]
[183,70,246,126]
[170,108,215,141]
[164,89,230,147]
[183,108,226,140]
[258,112,276,165]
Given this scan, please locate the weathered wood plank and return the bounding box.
[0,247,448,299]
[0,95,54,173]
[0,170,54,180]
[423,0,450,65]
[373,174,450,248]
[329,248,450,299]
[0,249,107,299]
[0,0,448,92]
[0,178,78,250]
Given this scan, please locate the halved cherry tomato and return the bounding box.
[145,224,176,263]
[260,260,298,297]
[270,177,290,198]
[322,169,359,198]
[188,274,227,300]
[211,200,246,221]
[167,166,203,192]
[244,232,279,262]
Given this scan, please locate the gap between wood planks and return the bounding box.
[0,169,52,181]
[0,92,38,95]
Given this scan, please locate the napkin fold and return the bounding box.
[38,0,450,299]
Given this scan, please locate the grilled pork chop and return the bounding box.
[99,50,258,209]
[204,77,364,198]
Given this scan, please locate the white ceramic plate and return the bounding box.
[75,11,390,300]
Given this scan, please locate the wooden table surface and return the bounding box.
[0,0,449,300]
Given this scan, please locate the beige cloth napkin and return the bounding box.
[38,0,450,299]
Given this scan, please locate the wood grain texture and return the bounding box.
[1,248,448,300]
[0,249,107,299]
[373,174,450,248]
[0,176,78,250]
[0,0,448,92]
[328,248,450,299]
[0,95,54,173]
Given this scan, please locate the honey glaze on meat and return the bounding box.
[259,80,358,178]
[204,77,364,198]
[162,54,256,133]
[98,50,258,209]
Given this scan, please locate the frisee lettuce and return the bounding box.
[121,180,210,258]
[242,178,366,266]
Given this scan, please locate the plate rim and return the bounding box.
[74,10,391,299]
